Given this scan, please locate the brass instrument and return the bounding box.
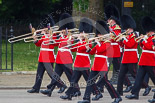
[88,33,112,41]
[115,29,129,42]
[24,24,53,43]
[8,23,59,43]
[24,27,79,43]
[135,35,144,42]
[53,28,79,34]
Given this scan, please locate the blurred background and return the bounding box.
[0,0,155,71]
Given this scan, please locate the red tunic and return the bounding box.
[35,35,55,63]
[71,40,92,68]
[107,24,121,58]
[110,24,121,36]
[55,36,73,64]
[139,36,155,66]
[121,33,139,64]
[89,41,111,71]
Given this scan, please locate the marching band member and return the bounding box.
[97,4,132,94]
[27,23,65,93]
[40,13,80,97]
[60,18,100,100]
[125,16,155,103]
[116,14,150,96]
[78,20,122,103]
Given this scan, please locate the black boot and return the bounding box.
[125,94,139,99]
[57,85,67,93]
[92,93,103,101]
[47,85,55,97]
[112,97,122,103]
[60,95,72,100]
[77,100,90,103]
[123,85,132,93]
[41,85,55,97]
[143,86,151,96]
[148,98,155,103]
[27,89,39,93]
[40,89,51,95]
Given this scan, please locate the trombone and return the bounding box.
[114,30,129,42]
[8,27,36,43]
[88,33,112,41]
[8,24,59,43]
[135,35,149,43]
[23,27,78,43]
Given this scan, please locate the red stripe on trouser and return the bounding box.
[104,76,118,98]
[86,70,99,95]
[125,76,131,86]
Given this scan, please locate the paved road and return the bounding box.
[0,72,154,89]
[0,89,154,103]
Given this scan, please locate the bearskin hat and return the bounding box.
[121,15,136,30]
[79,18,93,33]
[59,13,75,30]
[141,16,155,33]
[104,4,120,24]
[95,20,110,35]
[41,15,55,28]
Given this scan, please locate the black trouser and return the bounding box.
[131,66,155,96]
[33,62,65,90]
[117,63,149,95]
[96,57,131,88]
[65,69,99,96]
[83,71,120,100]
[108,57,120,72]
[47,63,80,92]
[46,63,73,89]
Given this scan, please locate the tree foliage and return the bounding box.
[0,0,61,20]
[73,0,89,12]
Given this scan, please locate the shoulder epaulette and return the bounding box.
[114,25,121,30]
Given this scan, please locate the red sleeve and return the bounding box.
[78,43,87,51]
[97,42,111,52]
[34,36,44,47]
[71,43,78,52]
[118,41,124,47]
[142,41,154,50]
[113,29,121,36]
[123,37,137,48]
[89,42,92,48]
[89,46,97,55]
